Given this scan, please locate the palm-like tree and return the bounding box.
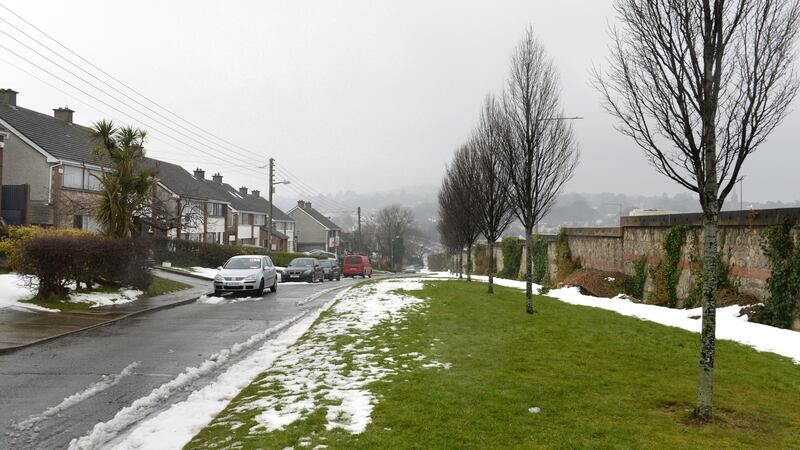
[90,120,153,239]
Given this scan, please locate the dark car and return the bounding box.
[342,254,372,278]
[320,258,341,281]
[285,258,324,283]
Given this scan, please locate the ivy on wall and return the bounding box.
[649,226,686,307]
[500,237,523,279]
[621,255,647,300]
[531,235,550,284]
[760,223,800,329]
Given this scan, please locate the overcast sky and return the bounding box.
[2,0,798,205]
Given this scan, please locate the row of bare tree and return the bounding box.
[437,27,580,309]
[440,0,799,422]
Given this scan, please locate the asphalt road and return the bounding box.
[0,274,363,449]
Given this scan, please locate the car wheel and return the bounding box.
[258,278,265,294]
[214,289,222,296]
[368,272,372,278]
[270,277,277,293]
[337,275,341,281]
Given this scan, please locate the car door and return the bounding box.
[264,256,276,285]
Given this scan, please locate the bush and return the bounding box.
[500,237,523,279]
[621,255,648,300]
[427,253,450,272]
[17,234,152,299]
[152,238,324,268]
[531,235,550,284]
[473,244,489,275]
[0,226,89,271]
[760,223,800,329]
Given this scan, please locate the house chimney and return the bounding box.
[239,186,248,196]
[53,106,74,124]
[297,200,305,208]
[251,190,260,198]
[0,89,18,106]
[193,168,205,180]
[212,173,223,183]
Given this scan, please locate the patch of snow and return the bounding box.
[197,295,263,305]
[528,406,541,414]
[605,277,616,282]
[0,273,55,311]
[69,288,142,308]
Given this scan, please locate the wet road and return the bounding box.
[0,274,361,449]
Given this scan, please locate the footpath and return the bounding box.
[0,269,209,354]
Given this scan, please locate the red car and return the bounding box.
[342,254,372,278]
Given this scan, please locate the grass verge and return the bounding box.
[21,275,191,310]
[188,280,800,449]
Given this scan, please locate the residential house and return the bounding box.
[288,200,341,254]
[0,89,230,239]
[197,173,295,250]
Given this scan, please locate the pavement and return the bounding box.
[0,273,362,449]
[0,269,209,353]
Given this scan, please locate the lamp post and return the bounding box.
[266,157,290,253]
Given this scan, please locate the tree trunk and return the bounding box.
[695,209,719,420]
[466,243,473,282]
[488,240,495,294]
[525,227,534,314]
[458,251,463,279]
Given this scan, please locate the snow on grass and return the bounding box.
[68,288,142,308]
[188,279,448,449]
[0,273,52,311]
[429,272,800,364]
[0,273,142,311]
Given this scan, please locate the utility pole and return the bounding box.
[357,206,361,253]
[267,158,274,253]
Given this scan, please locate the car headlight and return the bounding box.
[214,274,224,281]
[243,274,257,282]
[303,269,312,274]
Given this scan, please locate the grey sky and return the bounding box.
[2,0,797,205]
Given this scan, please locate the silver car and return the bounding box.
[213,255,278,296]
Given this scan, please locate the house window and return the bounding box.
[241,213,252,225]
[84,170,103,191]
[209,203,223,217]
[254,214,266,226]
[73,215,101,233]
[63,165,83,189]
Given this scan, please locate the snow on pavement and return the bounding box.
[428,272,800,364]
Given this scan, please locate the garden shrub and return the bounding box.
[0,226,89,271]
[472,244,489,275]
[17,234,152,299]
[760,223,800,329]
[500,237,523,279]
[649,226,686,307]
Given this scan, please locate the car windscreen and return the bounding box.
[225,257,261,269]
[345,256,362,264]
[319,260,331,267]
[289,258,315,267]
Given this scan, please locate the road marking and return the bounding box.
[12,361,141,432]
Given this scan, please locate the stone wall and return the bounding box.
[454,208,797,301]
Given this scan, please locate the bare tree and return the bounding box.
[436,203,464,276]
[594,0,799,420]
[438,145,482,281]
[501,27,580,313]
[375,205,415,271]
[473,96,515,293]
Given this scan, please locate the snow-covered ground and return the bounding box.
[427,272,800,364]
[101,279,446,450]
[0,273,142,311]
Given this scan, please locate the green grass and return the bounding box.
[142,275,191,298]
[22,275,190,311]
[187,280,800,449]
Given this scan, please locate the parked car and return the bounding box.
[342,254,372,278]
[213,255,277,296]
[320,258,341,281]
[404,265,417,274]
[285,257,325,283]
